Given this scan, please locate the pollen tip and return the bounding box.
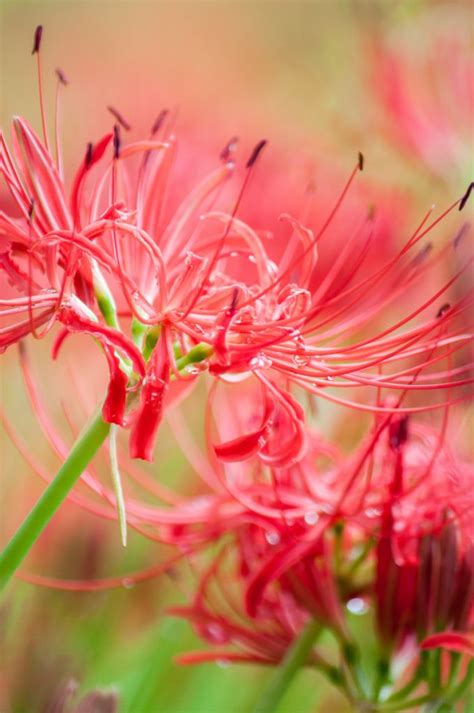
[107,106,132,132]
[85,142,94,168]
[220,136,239,163]
[230,285,239,310]
[246,139,267,168]
[55,67,69,86]
[459,182,474,211]
[28,199,35,220]
[151,109,169,136]
[453,223,469,249]
[389,415,409,451]
[436,303,451,319]
[358,151,364,171]
[113,124,121,159]
[32,25,43,55]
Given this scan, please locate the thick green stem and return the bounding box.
[0,411,110,592]
[252,619,321,713]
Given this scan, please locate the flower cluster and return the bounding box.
[1,25,473,712]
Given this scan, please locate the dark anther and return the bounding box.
[230,286,239,311]
[32,25,43,55]
[437,303,451,318]
[459,182,474,211]
[151,109,169,136]
[55,68,69,86]
[113,124,121,159]
[85,142,94,168]
[107,106,132,131]
[220,136,239,162]
[389,415,409,451]
[358,152,364,171]
[453,223,469,249]
[246,139,267,169]
[412,242,432,267]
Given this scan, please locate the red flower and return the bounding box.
[374,419,474,654]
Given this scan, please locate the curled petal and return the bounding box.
[58,305,145,378]
[103,347,128,425]
[214,427,267,462]
[129,330,170,461]
[420,631,474,657]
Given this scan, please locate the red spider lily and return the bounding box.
[373,417,474,655]
[368,25,474,179]
[2,26,474,464]
[169,542,344,671]
[2,29,474,466]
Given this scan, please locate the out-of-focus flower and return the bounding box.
[368,21,474,182]
[373,417,474,656]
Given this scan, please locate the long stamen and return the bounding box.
[31,25,50,152]
[181,139,267,319]
[54,67,68,177]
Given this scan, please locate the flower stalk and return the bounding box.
[0,411,110,592]
[252,619,321,713]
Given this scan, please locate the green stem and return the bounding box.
[0,411,110,592]
[252,619,321,713]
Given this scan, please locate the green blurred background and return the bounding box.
[1,1,472,711]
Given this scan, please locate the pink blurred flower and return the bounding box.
[368,27,473,180]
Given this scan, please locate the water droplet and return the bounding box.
[184,364,200,375]
[266,260,278,277]
[122,578,135,589]
[293,349,311,368]
[250,353,272,370]
[265,531,280,546]
[205,622,228,644]
[216,658,232,669]
[304,511,319,526]
[230,251,239,258]
[365,507,382,519]
[248,255,257,264]
[346,597,368,615]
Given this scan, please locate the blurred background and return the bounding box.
[1,1,473,711]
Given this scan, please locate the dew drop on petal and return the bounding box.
[216,658,232,669]
[346,597,369,615]
[122,577,135,589]
[265,530,280,546]
[304,511,319,526]
[250,353,272,370]
[205,622,228,644]
[184,364,200,375]
[293,349,311,368]
[365,507,382,519]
